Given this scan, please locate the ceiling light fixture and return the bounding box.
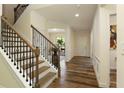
[75,13,79,17]
[75,4,80,18]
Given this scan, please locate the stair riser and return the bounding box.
[31,68,51,83]
[42,75,57,88]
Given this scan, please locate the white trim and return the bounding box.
[0,47,31,88]
[92,56,110,88]
[92,56,100,87]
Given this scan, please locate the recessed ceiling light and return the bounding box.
[48,28,65,33]
[75,13,79,17]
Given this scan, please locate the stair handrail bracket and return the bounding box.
[1,16,40,88]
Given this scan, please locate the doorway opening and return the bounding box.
[48,28,66,69]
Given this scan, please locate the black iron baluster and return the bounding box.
[11,30,14,62]
[1,20,4,49]
[26,46,28,82]
[29,48,32,86]
[19,38,22,73]
[8,27,11,58]
[3,22,6,52]
[13,33,16,65]
[16,36,19,69]
[32,52,34,87]
[22,42,25,77]
[6,25,8,55]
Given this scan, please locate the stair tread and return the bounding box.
[30,66,50,79]
[39,72,56,87]
[22,60,44,70]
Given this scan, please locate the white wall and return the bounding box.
[65,26,75,62]
[110,15,116,25]
[14,5,31,43]
[91,6,110,87]
[3,4,17,24]
[73,30,90,57]
[0,51,24,88]
[31,11,49,38]
[14,5,53,44]
[117,5,124,88]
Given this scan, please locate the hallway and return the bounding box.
[48,56,99,88]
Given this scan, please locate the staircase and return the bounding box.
[14,4,29,23]
[0,15,60,87]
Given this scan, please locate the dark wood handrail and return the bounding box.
[2,16,35,51]
[31,25,58,49]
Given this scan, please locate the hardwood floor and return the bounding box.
[110,69,116,88]
[48,56,99,88]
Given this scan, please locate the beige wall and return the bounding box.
[3,4,17,24]
[14,5,31,43]
[31,11,49,38]
[0,4,2,45]
[117,5,124,88]
[91,6,110,87]
[14,5,53,44]
[73,31,90,57]
[65,26,75,62]
[0,4,2,16]
[0,51,24,88]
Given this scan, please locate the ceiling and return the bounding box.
[36,4,97,31]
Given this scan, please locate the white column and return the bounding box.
[117,5,124,87]
[91,6,110,87]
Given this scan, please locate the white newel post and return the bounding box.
[0,4,2,46]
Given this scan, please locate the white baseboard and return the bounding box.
[0,47,31,88]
